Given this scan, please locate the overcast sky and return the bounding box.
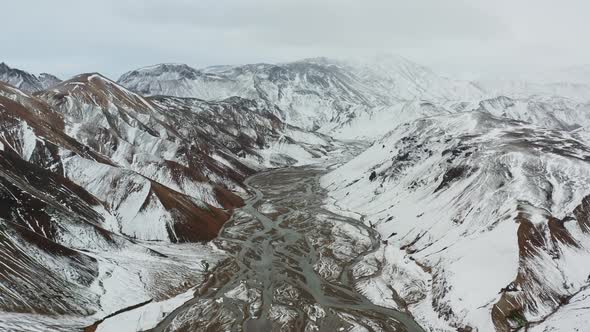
[2,0,589,80]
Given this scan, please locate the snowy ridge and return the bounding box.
[478,78,590,103]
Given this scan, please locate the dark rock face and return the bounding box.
[369,170,377,181]
[434,166,470,193]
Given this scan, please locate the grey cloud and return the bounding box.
[1,0,588,79]
[120,0,507,48]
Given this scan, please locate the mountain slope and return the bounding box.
[339,55,484,102]
[326,95,590,140]
[118,61,371,130]
[0,72,342,330]
[149,95,335,168]
[38,73,248,206]
[0,79,233,243]
[0,144,117,316]
[322,112,590,331]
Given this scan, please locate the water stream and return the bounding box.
[150,147,424,332]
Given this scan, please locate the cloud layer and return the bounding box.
[2,0,588,79]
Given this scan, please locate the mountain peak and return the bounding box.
[135,63,200,75]
[0,62,61,92]
[296,57,338,65]
[41,71,156,114]
[118,63,204,87]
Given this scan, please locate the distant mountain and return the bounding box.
[118,56,485,131]
[475,65,590,102]
[325,94,590,140]
[0,62,61,92]
[38,72,62,89]
[477,79,590,102]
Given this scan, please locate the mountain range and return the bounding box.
[1,56,590,331]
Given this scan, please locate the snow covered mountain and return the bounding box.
[339,55,484,102]
[325,94,590,141]
[40,72,333,177]
[0,62,61,92]
[3,54,590,331]
[118,56,484,131]
[0,71,334,244]
[0,77,243,241]
[323,111,590,331]
[463,95,590,131]
[37,73,62,90]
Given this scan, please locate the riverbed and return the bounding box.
[149,146,424,332]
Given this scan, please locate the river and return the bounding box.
[150,145,424,332]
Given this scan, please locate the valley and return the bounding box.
[92,142,424,332]
[1,55,590,331]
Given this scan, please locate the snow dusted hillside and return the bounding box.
[119,61,371,130]
[35,74,243,240]
[462,95,590,131]
[325,95,590,140]
[118,56,484,131]
[0,82,229,330]
[339,55,484,102]
[0,68,335,244]
[117,63,236,100]
[323,100,455,140]
[121,56,590,141]
[150,95,335,168]
[322,112,590,331]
